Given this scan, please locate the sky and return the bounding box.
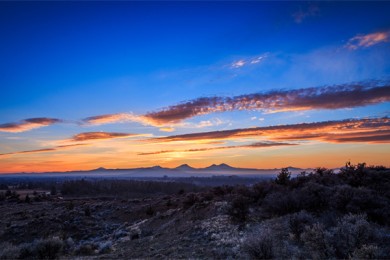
[0,1,389,173]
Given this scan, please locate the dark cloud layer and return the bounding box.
[0,144,86,157]
[150,117,390,143]
[0,118,62,133]
[138,141,296,155]
[143,83,390,125]
[71,132,138,142]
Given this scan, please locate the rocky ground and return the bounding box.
[0,191,247,259]
[1,165,390,259]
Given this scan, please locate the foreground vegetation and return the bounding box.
[0,163,389,259]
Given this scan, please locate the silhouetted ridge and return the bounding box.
[175,164,195,170]
[205,163,235,170]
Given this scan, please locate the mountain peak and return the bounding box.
[205,163,235,170]
[175,164,194,170]
[91,167,107,171]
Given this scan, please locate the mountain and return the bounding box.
[2,164,310,178]
[89,167,107,172]
[204,163,236,171]
[175,164,195,171]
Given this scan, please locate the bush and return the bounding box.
[228,196,250,223]
[288,211,314,240]
[243,227,274,259]
[262,191,298,216]
[183,193,198,208]
[19,237,64,259]
[84,206,91,217]
[98,241,112,254]
[76,243,96,255]
[145,205,154,216]
[301,223,333,259]
[352,244,382,259]
[328,214,374,258]
[0,242,19,259]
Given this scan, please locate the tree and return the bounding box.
[275,168,291,185]
[25,194,31,203]
[50,185,57,196]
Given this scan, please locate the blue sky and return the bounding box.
[0,1,389,172]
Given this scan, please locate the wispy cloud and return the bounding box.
[138,141,296,155]
[82,112,166,128]
[149,117,390,144]
[71,132,141,142]
[292,4,319,24]
[231,54,268,69]
[0,118,62,133]
[231,60,246,68]
[346,31,390,50]
[0,144,87,157]
[142,82,390,125]
[159,127,175,132]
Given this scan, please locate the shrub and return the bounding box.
[301,223,333,259]
[98,241,112,254]
[84,206,91,217]
[243,227,274,259]
[24,195,31,203]
[19,237,64,259]
[0,242,19,259]
[328,214,374,258]
[183,193,198,208]
[295,182,330,212]
[352,244,382,259]
[228,195,250,223]
[76,243,95,255]
[288,211,315,240]
[251,182,271,202]
[145,204,154,216]
[262,191,298,216]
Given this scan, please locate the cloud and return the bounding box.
[83,113,142,125]
[0,118,62,133]
[0,144,87,157]
[71,132,140,142]
[159,127,175,132]
[292,4,319,24]
[138,141,296,155]
[323,130,390,143]
[83,112,167,128]
[231,54,268,69]
[346,31,390,50]
[142,82,390,125]
[149,117,390,144]
[231,60,246,68]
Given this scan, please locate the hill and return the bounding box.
[0,163,389,259]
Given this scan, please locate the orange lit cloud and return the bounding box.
[81,82,389,128]
[0,144,87,157]
[159,127,175,132]
[142,83,390,125]
[150,117,390,144]
[71,132,140,142]
[83,112,169,128]
[138,141,296,155]
[0,118,61,133]
[346,31,390,50]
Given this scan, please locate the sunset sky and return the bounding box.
[1,1,389,173]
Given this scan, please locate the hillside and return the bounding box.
[0,163,389,259]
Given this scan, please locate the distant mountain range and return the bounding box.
[1,163,312,178]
